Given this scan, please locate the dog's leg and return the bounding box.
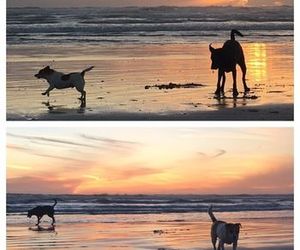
[211,236,217,250]
[220,241,225,250]
[233,242,238,250]
[232,68,239,97]
[211,226,217,250]
[42,86,54,97]
[215,70,223,96]
[51,216,55,225]
[217,240,223,250]
[75,86,86,101]
[221,72,226,96]
[36,216,41,226]
[82,90,86,101]
[239,61,250,92]
[79,90,86,102]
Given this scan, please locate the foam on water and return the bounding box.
[7,6,293,45]
[7,193,293,215]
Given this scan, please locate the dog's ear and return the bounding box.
[209,43,215,53]
[45,66,50,70]
[236,223,242,228]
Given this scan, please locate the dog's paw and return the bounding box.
[41,92,46,95]
[214,90,222,96]
[232,90,239,97]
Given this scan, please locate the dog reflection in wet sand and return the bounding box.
[209,205,242,250]
[27,199,57,226]
[209,29,250,98]
[35,65,94,103]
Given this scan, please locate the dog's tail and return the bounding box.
[231,29,244,41]
[52,199,57,207]
[208,205,217,222]
[81,66,94,76]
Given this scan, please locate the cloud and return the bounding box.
[198,149,227,159]
[8,165,32,170]
[80,134,140,145]
[212,149,227,158]
[6,0,267,8]
[31,152,92,164]
[83,175,101,181]
[7,141,94,165]
[246,0,293,6]
[211,163,293,194]
[80,134,141,152]
[7,133,97,149]
[104,166,164,180]
[7,144,30,152]
[7,176,82,194]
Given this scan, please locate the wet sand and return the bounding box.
[7,212,293,249]
[7,103,293,121]
[7,43,293,120]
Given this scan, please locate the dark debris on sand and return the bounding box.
[153,230,165,235]
[145,82,205,90]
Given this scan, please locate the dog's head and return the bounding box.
[35,66,54,79]
[209,44,223,70]
[226,223,242,242]
[27,209,33,218]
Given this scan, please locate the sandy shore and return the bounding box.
[7,43,293,121]
[7,213,293,249]
[7,103,293,121]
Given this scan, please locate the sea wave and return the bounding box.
[7,6,293,45]
[7,194,293,215]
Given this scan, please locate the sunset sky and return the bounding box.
[7,127,293,195]
[7,0,293,8]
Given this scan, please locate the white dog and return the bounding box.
[35,66,94,100]
[208,206,241,250]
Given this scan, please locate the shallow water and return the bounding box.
[7,6,293,45]
[7,211,293,249]
[6,42,293,119]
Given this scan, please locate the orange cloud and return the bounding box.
[7,176,82,194]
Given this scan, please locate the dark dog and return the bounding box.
[35,66,94,101]
[209,206,241,250]
[209,29,250,97]
[27,199,57,225]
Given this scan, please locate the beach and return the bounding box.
[7,212,293,249]
[6,194,294,249]
[6,6,293,121]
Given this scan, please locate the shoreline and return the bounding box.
[7,103,293,121]
[7,214,293,250]
[7,42,294,121]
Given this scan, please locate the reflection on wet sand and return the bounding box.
[29,225,56,232]
[42,99,86,114]
[7,43,293,120]
[247,43,267,82]
[7,212,293,250]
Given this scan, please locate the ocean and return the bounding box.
[7,6,293,45]
[7,193,293,215]
[7,193,293,249]
[6,6,294,119]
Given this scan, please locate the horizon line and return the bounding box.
[7,192,294,196]
[7,4,293,9]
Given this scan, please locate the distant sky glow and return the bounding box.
[7,127,293,195]
[7,0,293,8]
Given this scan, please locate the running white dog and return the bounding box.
[35,66,94,100]
[208,205,241,250]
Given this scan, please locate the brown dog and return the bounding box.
[209,29,250,97]
[208,206,241,250]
